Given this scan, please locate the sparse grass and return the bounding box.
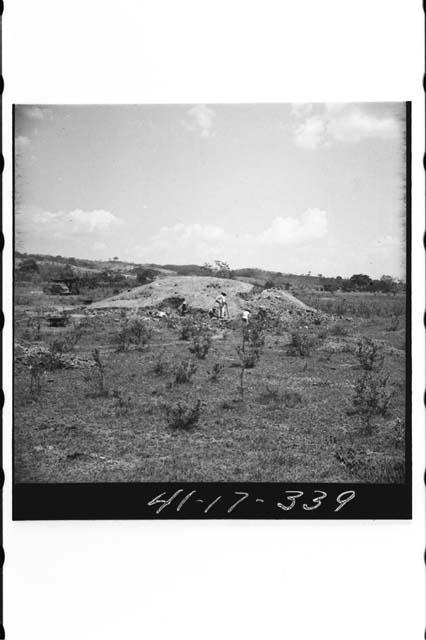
[165,398,202,430]
[14,289,406,483]
[210,362,224,382]
[334,445,404,482]
[180,317,196,341]
[152,349,167,375]
[111,387,133,414]
[351,371,391,433]
[189,329,212,359]
[355,337,384,371]
[287,331,314,357]
[174,358,197,384]
[329,322,349,337]
[84,349,109,397]
[114,318,152,352]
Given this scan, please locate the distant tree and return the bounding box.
[349,274,373,290]
[203,260,233,279]
[16,258,39,281]
[378,275,396,294]
[113,256,119,261]
[18,257,39,273]
[263,279,275,289]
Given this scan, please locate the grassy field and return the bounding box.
[14,285,407,483]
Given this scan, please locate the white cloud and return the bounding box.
[135,209,328,265]
[30,208,124,237]
[261,209,328,245]
[293,116,326,150]
[21,106,52,120]
[291,104,400,149]
[328,109,399,143]
[186,104,215,138]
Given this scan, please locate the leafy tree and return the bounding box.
[349,274,373,290]
[203,260,232,279]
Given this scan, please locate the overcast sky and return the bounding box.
[15,102,406,278]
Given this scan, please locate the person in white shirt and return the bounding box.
[215,292,229,319]
[241,309,250,324]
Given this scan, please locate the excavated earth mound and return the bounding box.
[89,276,313,317]
[89,276,254,317]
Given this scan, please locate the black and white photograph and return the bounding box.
[3,1,425,639]
[13,102,410,517]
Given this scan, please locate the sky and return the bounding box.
[15,102,406,278]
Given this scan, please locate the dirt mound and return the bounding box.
[256,288,311,312]
[89,277,314,318]
[89,276,254,316]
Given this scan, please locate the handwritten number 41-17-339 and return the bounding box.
[147,489,355,515]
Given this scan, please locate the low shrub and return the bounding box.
[152,349,167,376]
[352,370,391,432]
[174,358,197,384]
[287,331,314,357]
[180,317,196,341]
[329,322,349,337]
[189,330,212,359]
[210,362,224,382]
[111,387,132,413]
[259,384,302,408]
[386,315,401,332]
[165,398,202,430]
[355,337,384,371]
[84,348,108,397]
[114,318,152,352]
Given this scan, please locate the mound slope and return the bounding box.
[89,275,312,316]
[89,276,253,316]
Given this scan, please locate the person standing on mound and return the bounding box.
[214,291,229,319]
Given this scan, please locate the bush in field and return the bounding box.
[355,337,384,371]
[174,358,197,384]
[152,349,167,376]
[209,362,224,382]
[165,398,202,430]
[384,417,405,449]
[114,318,152,352]
[386,315,401,332]
[236,344,262,400]
[352,371,391,432]
[23,309,43,341]
[84,348,108,397]
[287,331,314,357]
[180,317,196,341]
[259,384,302,409]
[111,387,133,413]
[49,326,84,355]
[329,322,348,337]
[189,329,212,359]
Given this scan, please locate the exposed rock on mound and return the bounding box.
[255,288,311,312]
[89,276,254,316]
[89,276,313,317]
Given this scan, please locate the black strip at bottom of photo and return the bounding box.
[13,482,411,520]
